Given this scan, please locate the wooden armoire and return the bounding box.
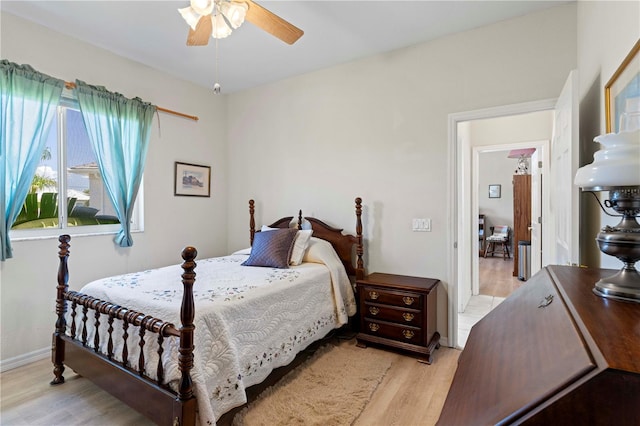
[512,174,531,277]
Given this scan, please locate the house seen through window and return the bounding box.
[10,98,142,238]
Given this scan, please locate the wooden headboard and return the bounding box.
[248,198,364,280]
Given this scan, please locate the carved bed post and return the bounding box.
[297,209,303,230]
[178,246,197,403]
[249,199,255,246]
[355,198,365,280]
[51,234,71,385]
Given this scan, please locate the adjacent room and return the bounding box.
[1,1,639,424]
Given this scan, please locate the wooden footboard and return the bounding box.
[51,235,197,426]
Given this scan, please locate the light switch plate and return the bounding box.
[412,218,431,232]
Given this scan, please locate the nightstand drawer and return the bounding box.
[363,319,422,344]
[361,286,422,308]
[363,302,422,326]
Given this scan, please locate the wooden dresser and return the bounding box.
[437,265,640,425]
[512,174,531,277]
[356,273,440,364]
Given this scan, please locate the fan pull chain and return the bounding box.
[213,37,221,94]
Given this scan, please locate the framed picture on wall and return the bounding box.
[489,184,501,199]
[174,162,211,197]
[605,39,640,133]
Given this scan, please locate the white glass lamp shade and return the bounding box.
[220,1,248,29]
[179,0,246,39]
[178,6,201,31]
[212,13,233,39]
[574,130,640,190]
[190,0,215,15]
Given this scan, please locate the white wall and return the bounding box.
[470,111,554,148]
[576,1,640,268]
[0,13,229,365]
[227,3,578,343]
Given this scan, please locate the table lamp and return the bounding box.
[574,128,640,302]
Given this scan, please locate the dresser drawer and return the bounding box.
[361,286,422,309]
[363,319,423,344]
[363,302,422,326]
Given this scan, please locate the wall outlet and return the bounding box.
[412,218,431,232]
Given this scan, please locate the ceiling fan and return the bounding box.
[178,0,304,46]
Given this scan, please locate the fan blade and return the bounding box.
[243,0,303,45]
[187,15,213,46]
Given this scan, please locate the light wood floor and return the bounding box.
[1,338,460,426]
[354,342,460,426]
[478,256,523,298]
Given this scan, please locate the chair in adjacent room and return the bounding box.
[484,225,511,259]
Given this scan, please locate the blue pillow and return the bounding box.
[242,228,298,268]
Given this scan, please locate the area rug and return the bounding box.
[232,341,394,426]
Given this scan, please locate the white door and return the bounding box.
[550,70,580,266]
[530,148,543,276]
[458,121,473,313]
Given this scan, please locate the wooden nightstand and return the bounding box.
[356,273,440,364]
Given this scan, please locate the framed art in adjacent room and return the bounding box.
[489,184,501,199]
[605,39,640,133]
[174,161,211,197]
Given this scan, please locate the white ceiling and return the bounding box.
[1,1,571,94]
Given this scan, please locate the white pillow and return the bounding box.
[261,225,312,265]
[289,229,313,266]
[231,247,251,255]
[303,237,337,264]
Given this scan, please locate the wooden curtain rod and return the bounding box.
[64,81,199,122]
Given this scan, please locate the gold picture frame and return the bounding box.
[605,39,640,133]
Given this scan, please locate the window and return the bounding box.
[10,93,143,239]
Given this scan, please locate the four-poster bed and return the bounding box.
[51,197,364,425]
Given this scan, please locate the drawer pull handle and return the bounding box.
[403,296,415,306]
[369,291,379,300]
[369,323,380,332]
[402,312,415,322]
[538,295,554,308]
[369,306,380,316]
[402,330,415,339]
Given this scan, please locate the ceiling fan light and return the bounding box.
[220,1,248,29]
[178,6,201,31]
[190,0,214,16]
[211,13,232,39]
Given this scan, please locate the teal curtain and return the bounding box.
[1,61,64,260]
[74,80,156,247]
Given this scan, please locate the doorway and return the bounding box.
[447,99,556,349]
[459,140,549,347]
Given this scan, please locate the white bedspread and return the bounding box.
[73,240,356,425]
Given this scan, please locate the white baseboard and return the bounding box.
[439,336,449,347]
[0,347,49,373]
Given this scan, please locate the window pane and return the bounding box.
[10,119,59,229]
[65,108,119,227]
[10,106,120,230]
